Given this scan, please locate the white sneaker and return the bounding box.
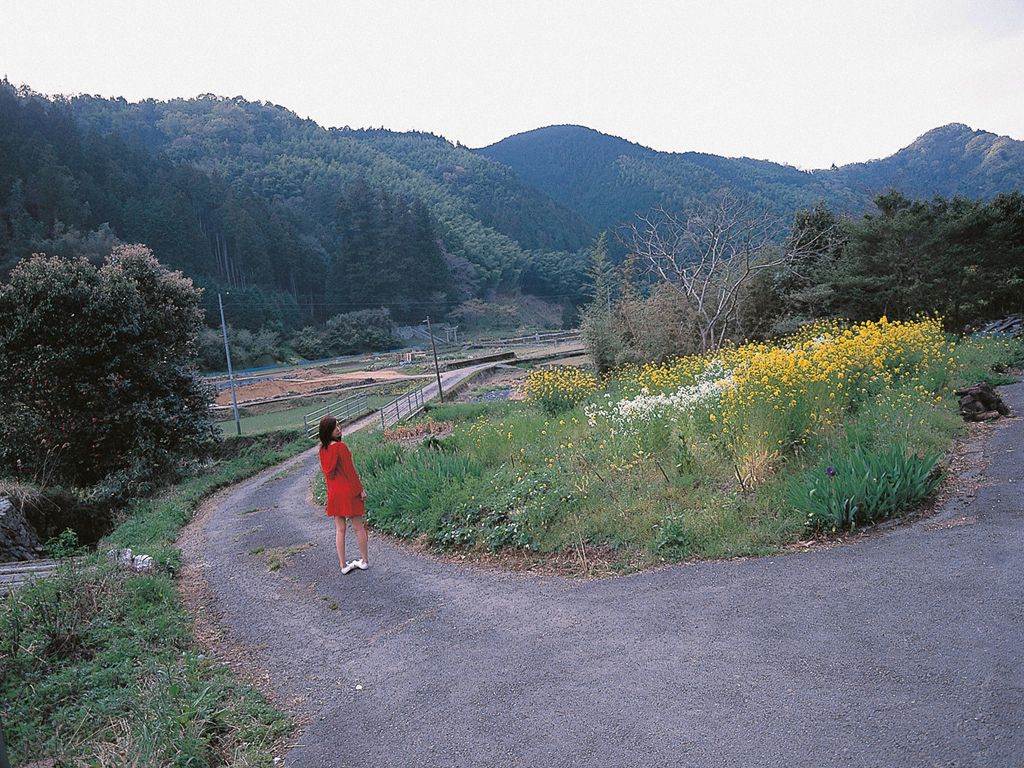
[340,561,355,575]
[353,559,369,571]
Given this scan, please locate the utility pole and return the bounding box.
[425,315,444,403]
[218,293,241,435]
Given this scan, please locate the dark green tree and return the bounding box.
[0,245,216,505]
[579,232,622,372]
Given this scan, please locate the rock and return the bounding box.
[975,314,1023,336]
[131,554,155,572]
[107,547,134,564]
[0,497,44,561]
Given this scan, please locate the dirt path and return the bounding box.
[181,383,1024,767]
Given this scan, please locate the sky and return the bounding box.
[2,0,1023,169]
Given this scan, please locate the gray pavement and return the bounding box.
[184,382,1024,767]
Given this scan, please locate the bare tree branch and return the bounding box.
[626,190,814,352]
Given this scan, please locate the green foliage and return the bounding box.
[862,193,1018,324]
[578,232,622,373]
[290,308,399,359]
[787,444,942,532]
[520,248,589,307]
[752,192,1024,336]
[198,285,303,335]
[44,528,82,559]
[652,513,692,559]
[0,246,216,519]
[331,181,453,322]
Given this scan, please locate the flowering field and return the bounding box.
[345,319,1020,570]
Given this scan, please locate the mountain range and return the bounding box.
[1,81,1021,328]
[480,122,1024,231]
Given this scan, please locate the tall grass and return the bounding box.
[1,430,310,765]
[786,444,942,532]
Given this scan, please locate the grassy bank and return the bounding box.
[318,320,1021,571]
[0,430,311,766]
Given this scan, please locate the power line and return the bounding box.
[217,292,586,310]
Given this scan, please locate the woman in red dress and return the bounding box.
[318,416,369,574]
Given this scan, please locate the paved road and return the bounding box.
[184,383,1024,767]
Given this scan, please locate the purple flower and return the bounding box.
[825,466,837,478]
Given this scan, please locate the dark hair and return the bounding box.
[318,415,339,449]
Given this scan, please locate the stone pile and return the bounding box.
[956,382,1011,422]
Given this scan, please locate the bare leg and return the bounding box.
[351,515,369,564]
[334,516,347,569]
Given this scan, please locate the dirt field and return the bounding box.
[213,367,427,407]
[211,339,587,408]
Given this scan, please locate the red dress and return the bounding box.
[319,441,366,517]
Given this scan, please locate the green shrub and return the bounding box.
[44,528,82,559]
[787,443,941,532]
[290,308,398,359]
[652,513,691,559]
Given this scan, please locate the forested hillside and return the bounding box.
[832,122,1024,202]
[67,93,597,308]
[0,82,594,329]
[2,81,1022,335]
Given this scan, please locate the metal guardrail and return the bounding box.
[378,386,427,430]
[303,393,370,439]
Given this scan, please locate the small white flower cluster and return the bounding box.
[586,363,732,431]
